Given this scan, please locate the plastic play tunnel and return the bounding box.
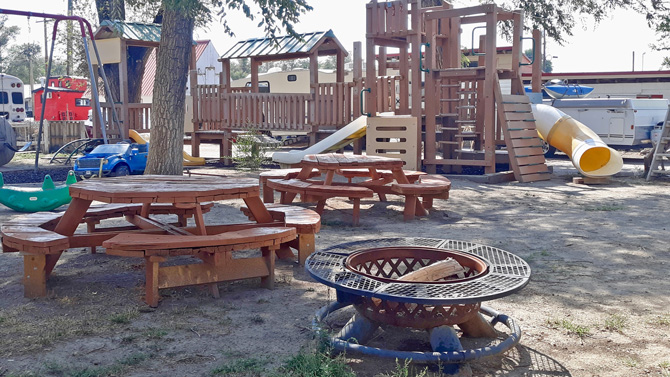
[531,104,623,177]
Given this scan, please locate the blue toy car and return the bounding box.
[74,142,148,178]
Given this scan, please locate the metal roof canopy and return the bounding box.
[220,30,348,62]
[94,20,197,47]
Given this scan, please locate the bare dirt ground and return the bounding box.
[0,154,669,377]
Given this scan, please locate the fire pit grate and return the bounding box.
[307,238,531,305]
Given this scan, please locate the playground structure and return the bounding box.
[186,1,552,182]
[75,0,619,181]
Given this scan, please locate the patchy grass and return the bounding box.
[143,328,168,339]
[375,358,439,377]
[546,318,591,339]
[620,356,639,368]
[270,350,355,377]
[108,308,140,325]
[43,353,147,377]
[211,357,266,376]
[660,362,670,377]
[604,313,627,332]
[649,314,670,327]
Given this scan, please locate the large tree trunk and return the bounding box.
[145,5,194,175]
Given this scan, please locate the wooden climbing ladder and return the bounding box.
[494,74,551,183]
[646,104,670,180]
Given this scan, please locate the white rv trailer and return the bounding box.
[546,98,669,148]
[0,73,26,123]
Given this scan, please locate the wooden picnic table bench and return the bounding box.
[259,168,321,203]
[266,178,374,226]
[391,174,452,220]
[239,203,321,265]
[103,227,296,307]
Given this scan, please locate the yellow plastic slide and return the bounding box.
[128,130,206,166]
[271,116,368,166]
[531,104,623,177]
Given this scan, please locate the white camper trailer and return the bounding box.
[547,98,669,148]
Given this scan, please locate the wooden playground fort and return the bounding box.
[94,0,550,183]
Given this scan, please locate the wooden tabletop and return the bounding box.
[69,175,261,204]
[301,154,404,169]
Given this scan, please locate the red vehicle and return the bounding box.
[33,76,91,121]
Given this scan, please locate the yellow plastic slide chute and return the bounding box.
[128,130,205,166]
[531,104,623,178]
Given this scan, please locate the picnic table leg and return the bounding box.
[243,196,274,224]
[352,198,361,226]
[145,256,165,307]
[23,254,47,298]
[315,200,326,215]
[297,234,315,266]
[260,246,275,289]
[275,246,295,260]
[86,220,98,254]
[192,205,207,235]
[423,196,434,210]
[49,196,92,273]
[403,195,418,221]
[368,168,387,202]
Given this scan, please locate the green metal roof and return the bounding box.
[95,20,163,43]
[221,30,346,59]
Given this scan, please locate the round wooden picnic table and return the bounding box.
[54,175,274,237]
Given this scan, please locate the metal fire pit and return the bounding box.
[305,237,531,367]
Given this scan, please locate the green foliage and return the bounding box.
[232,130,271,170]
[4,43,46,85]
[375,359,435,377]
[270,350,355,377]
[604,313,627,332]
[547,318,591,338]
[0,15,20,72]
[231,58,251,80]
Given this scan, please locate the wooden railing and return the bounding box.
[97,102,150,139]
[367,0,413,37]
[192,82,359,132]
[375,76,402,114]
[223,92,311,130]
[312,82,356,126]
[127,103,151,133]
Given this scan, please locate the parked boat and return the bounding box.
[525,79,594,99]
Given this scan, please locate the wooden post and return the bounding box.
[409,0,422,168]
[119,39,129,139]
[309,51,319,143]
[352,42,364,154]
[366,2,378,117]
[251,57,259,93]
[424,18,437,174]
[510,10,524,94]
[336,50,345,83]
[483,6,497,174]
[531,28,542,93]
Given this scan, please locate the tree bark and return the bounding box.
[145,5,194,175]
